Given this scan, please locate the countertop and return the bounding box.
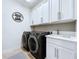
[46,34,77,43]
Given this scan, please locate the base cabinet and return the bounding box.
[46,38,77,59]
[59,48,75,59]
[47,43,76,59]
[47,44,57,59]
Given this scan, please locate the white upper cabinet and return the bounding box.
[31,9,36,25]
[31,1,49,25]
[50,0,77,22]
[51,0,59,22]
[41,2,49,23]
[36,6,42,24]
[31,7,42,25]
[31,0,76,26]
[74,0,77,19]
[61,0,74,20]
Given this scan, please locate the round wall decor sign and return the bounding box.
[12,12,24,23]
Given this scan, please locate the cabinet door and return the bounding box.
[74,0,77,19]
[31,10,36,25]
[34,7,42,25]
[51,0,59,21]
[31,7,42,25]
[47,43,57,59]
[59,47,75,59]
[61,0,74,20]
[41,2,49,23]
[36,7,42,24]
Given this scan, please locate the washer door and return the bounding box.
[28,35,38,53]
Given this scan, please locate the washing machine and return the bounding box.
[22,31,31,51]
[28,32,51,59]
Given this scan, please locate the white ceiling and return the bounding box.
[16,0,43,9]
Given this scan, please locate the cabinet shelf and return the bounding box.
[31,19,76,27]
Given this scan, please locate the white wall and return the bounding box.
[2,0,31,52]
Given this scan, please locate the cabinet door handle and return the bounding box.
[32,20,33,24]
[57,48,59,59]
[41,17,43,23]
[58,12,61,20]
[54,48,57,58]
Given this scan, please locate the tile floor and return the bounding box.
[2,48,35,59]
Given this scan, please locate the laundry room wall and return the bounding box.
[2,0,31,52]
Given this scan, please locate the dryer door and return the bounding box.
[22,33,26,46]
[28,35,38,53]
